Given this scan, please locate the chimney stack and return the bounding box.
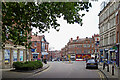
[70,38,73,42]
[77,36,79,40]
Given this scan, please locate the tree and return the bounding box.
[2,2,92,48]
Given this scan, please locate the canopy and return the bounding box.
[41,52,49,55]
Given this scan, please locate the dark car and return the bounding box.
[86,59,98,69]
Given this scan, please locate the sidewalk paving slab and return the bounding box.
[98,62,119,80]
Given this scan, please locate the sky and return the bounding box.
[32,0,105,51]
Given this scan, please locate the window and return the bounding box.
[20,31,22,36]
[117,32,119,43]
[20,51,23,61]
[33,54,38,59]
[88,44,90,47]
[4,49,10,63]
[84,44,86,47]
[34,42,37,47]
[92,44,94,47]
[42,43,45,52]
[41,38,44,41]
[13,50,17,62]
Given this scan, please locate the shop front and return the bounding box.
[41,52,49,60]
[99,49,104,62]
[76,54,91,61]
[32,53,39,61]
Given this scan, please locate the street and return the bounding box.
[29,61,105,78]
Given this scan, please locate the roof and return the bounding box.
[31,35,44,41]
[72,38,93,43]
[31,35,49,44]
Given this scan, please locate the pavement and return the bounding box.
[1,62,50,79]
[98,62,119,80]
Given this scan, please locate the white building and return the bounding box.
[98,1,119,66]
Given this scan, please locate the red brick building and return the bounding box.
[116,4,120,67]
[49,50,61,61]
[31,35,49,61]
[116,5,120,44]
[61,34,100,61]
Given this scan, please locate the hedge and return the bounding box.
[13,61,43,71]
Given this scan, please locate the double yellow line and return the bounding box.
[98,71,107,80]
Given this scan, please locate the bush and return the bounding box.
[13,62,23,70]
[13,61,43,71]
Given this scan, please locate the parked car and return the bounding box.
[86,59,98,69]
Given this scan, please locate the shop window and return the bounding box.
[33,54,38,59]
[20,51,23,61]
[4,49,10,63]
[13,50,17,62]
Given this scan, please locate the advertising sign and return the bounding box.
[31,49,35,52]
[20,51,23,61]
[4,49,10,63]
[76,54,91,61]
[13,50,17,62]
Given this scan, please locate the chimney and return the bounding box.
[70,38,73,42]
[77,36,79,40]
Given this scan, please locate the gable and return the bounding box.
[41,37,46,42]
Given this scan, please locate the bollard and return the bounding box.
[107,64,109,72]
[103,62,105,70]
[112,65,114,75]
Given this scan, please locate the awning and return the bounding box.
[109,49,115,52]
[32,53,39,54]
[41,52,49,55]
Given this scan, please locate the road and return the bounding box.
[30,61,105,79]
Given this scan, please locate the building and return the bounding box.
[31,35,49,61]
[98,1,119,66]
[116,3,120,67]
[61,34,100,61]
[2,40,27,69]
[49,50,61,61]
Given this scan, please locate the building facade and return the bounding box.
[116,4,120,67]
[31,35,49,61]
[49,50,61,61]
[61,34,100,61]
[2,40,27,69]
[98,1,119,66]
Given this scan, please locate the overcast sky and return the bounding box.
[32,0,105,51]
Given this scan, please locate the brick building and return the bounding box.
[49,50,61,61]
[31,35,49,61]
[116,4,120,67]
[61,34,100,61]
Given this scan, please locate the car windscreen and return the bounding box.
[87,59,95,63]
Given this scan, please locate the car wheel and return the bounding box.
[86,67,88,69]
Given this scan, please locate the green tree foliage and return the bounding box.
[2,2,92,48]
